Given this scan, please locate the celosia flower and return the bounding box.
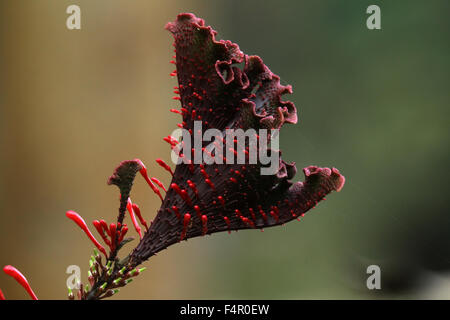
[120,13,345,267]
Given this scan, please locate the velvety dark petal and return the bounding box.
[165,13,296,131]
[127,13,345,266]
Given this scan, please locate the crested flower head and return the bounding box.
[127,13,345,266]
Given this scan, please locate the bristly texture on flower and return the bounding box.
[127,13,345,266]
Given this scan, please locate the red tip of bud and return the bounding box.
[3,265,38,300]
[171,183,192,206]
[172,206,181,219]
[0,288,5,300]
[201,215,208,235]
[163,136,179,147]
[218,196,225,207]
[170,108,182,114]
[194,205,201,218]
[171,183,181,193]
[99,220,109,235]
[180,213,191,241]
[92,220,111,247]
[118,225,128,243]
[187,180,198,196]
[205,178,215,190]
[223,216,231,234]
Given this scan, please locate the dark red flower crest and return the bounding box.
[125,13,345,266]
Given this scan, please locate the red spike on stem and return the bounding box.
[171,183,192,206]
[194,205,201,218]
[163,136,179,147]
[150,177,167,192]
[132,203,149,231]
[118,225,128,243]
[92,220,111,247]
[126,199,143,239]
[239,216,255,228]
[170,108,182,114]
[201,215,208,235]
[218,196,225,207]
[180,213,191,241]
[66,211,107,257]
[223,216,231,234]
[205,178,215,190]
[187,180,199,196]
[134,159,164,202]
[172,206,181,219]
[99,219,110,236]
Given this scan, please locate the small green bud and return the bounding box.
[138,267,147,273]
[119,266,127,275]
[68,287,74,300]
[129,268,138,276]
[100,282,107,291]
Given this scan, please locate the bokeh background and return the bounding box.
[0,0,449,299]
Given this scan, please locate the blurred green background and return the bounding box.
[0,0,449,299]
